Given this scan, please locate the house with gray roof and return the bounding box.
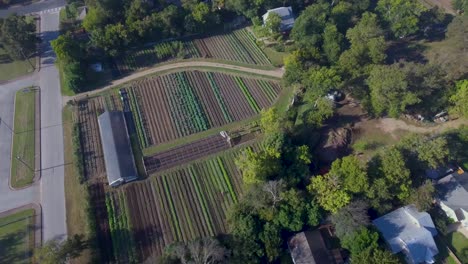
[287,229,343,264]
[98,111,138,187]
[262,6,295,32]
[373,205,438,264]
[436,170,468,230]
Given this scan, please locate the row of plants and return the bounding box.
[105,191,138,263]
[127,88,149,148]
[258,80,279,103]
[174,72,210,132]
[235,76,261,113]
[233,29,271,64]
[206,72,233,123]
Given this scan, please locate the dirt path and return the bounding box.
[377,118,468,135]
[66,61,284,103]
[420,0,456,14]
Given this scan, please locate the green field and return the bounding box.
[445,232,468,263]
[0,48,35,81]
[10,88,36,189]
[0,209,35,264]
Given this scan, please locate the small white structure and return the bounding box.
[262,6,295,32]
[90,63,103,72]
[436,170,468,230]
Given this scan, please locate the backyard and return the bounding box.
[10,87,37,189]
[0,209,35,264]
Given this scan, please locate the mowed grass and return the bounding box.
[10,88,36,189]
[63,105,92,263]
[0,209,35,264]
[445,232,468,263]
[0,48,35,81]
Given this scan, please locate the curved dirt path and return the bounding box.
[378,118,468,134]
[68,61,284,101]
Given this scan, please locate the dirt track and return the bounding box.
[68,61,284,102]
[378,118,468,135]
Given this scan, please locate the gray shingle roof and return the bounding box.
[98,111,138,187]
[437,172,468,211]
[373,205,438,264]
[262,6,295,31]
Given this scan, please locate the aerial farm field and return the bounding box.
[71,66,281,262]
[115,28,272,74]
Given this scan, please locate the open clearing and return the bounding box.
[0,209,35,264]
[10,87,37,189]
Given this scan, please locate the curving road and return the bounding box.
[71,61,285,100]
[0,8,66,243]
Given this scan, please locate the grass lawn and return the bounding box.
[445,231,468,263]
[0,48,35,82]
[63,105,93,263]
[10,88,36,189]
[0,209,35,264]
[261,46,287,67]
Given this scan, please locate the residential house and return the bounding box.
[373,205,438,264]
[436,169,468,230]
[288,229,344,264]
[98,111,138,187]
[262,6,295,32]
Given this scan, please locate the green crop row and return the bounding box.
[235,77,260,113]
[127,88,148,148]
[206,72,232,123]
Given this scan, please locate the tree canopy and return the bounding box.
[0,14,37,60]
[376,0,425,38]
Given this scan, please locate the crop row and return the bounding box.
[128,71,281,146]
[105,190,138,263]
[115,28,270,74]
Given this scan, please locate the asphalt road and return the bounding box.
[38,10,67,242]
[0,0,65,17]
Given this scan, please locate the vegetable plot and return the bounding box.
[128,71,281,147]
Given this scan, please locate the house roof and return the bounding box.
[288,230,336,264]
[262,6,295,31]
[373,205,438,264]
[436,172,468,211]
[98,111,138,186]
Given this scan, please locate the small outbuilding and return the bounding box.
[98,111,138,187]
[288,230,344,264]
[262,6,295,32]
[436,169,468,231]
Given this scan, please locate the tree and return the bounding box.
[367,64,420,117]
[235,146,281,185]
[167,237,227,264]
[341,227,379,255]
[450,80,468,118]
[331,200,370,239]
[407,180,435,211]
[291,3,330,48]
[308,174,350,213]
[262,180,285,208]
[351,247,401,264]
[91,23,131,57]
[322,23,344,64]
[300,97,335,128]
[376,0,425,38]
[64,60,85,93]
[329,156,368,194]
[260,107,282,136]
[274,189,317,231]
[82,6,108,32]
[259,223,282,262]
[379,147,412,201]
[34,235,87,264]
[338,12,386,79]
[51,33,82,62]
[303,66,342,101]
[265,12,282,37]
[0,14,37,60]
[417,137,449,169]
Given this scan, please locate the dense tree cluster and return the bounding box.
[0,14,37,61]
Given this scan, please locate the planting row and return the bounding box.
[127,70,281,147]
[115,28,270,74]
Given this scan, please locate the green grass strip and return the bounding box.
[127,88,148,148]
[235,76,260,112]
[176,72,209,131]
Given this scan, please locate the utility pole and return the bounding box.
[19,47,35,71]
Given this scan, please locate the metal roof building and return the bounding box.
[262,6,295,31]
[98,111,138,187]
